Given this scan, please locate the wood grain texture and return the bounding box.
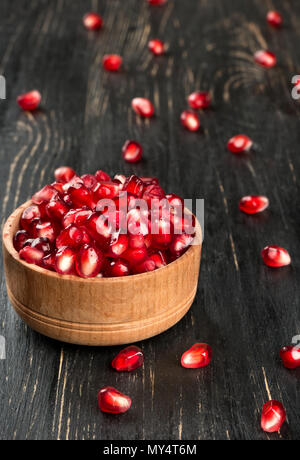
[0,0,300,440]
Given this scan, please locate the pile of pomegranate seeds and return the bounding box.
[261,400,286,433]
[254,50,277,68]
[280,345,300,369]
[98,387,132,414]
[181,343,212,368]
[239,196,269,214]
[83,12,103,30]
[266,11,283,28]
[148,39,165,56]
[14,167,195,278]
[17,90,41,111]
[227,134,253,154]
[261,245,291,267]
[102,54,122,72]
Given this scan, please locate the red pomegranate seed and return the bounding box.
[254,50,276,68]
[134,258,156,274]
[46,198,69,221]
[105,258,130,277]
[112,346,144,371]
[69,185,94,209]
[180,110,200,132]
[148,39,165,56]
[127,208,149,236]
[34,221,59,243]
[85,213,112,245]
[261,400,286,433]
[32,185,58,205]
[13,230,30,251]
[55,247,76,275]
[75,244,104,278]
[102,54,122,72]
[95,170,111,182]
[148,251,167,268]
[20,205,41,231]
[122,140,143,163]
[42,252,56,271]
[267,11,283,28]
[81,174,97,189]
[181,343,212,368]
[62,176,84,192]
[56,225,83,249]
[19,245,44,266]
[107,233,128,258]
[98,387,131,414]
[261,245,291,267]
[188,91,211,109]
[54,166,75,183]
[142,184,165,206]
[280,345,300,369]
[94,181,120,201]
[140,177,159,186]
[128,234,145,249]
[123,247,148,266]
[63,208,92,228]
[131,98,154,117]
[114,174,126,185]
[147,0,167,5]
[151,218,173,249]
[83,12,103,30]
[17,90,41,111]
[239,196,269,214]
[227,134,253,153]
[123,175,145,197]
[169,233,194,257]
[31,237,51,255]
[166,193,184,209]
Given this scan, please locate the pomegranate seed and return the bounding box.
[51,182,64,194]
[267,11,283,28]
[123,247,148,267]
[261,400,286,433]
[254,50,276,68]
[140,177,159,186]
[56,225,83,249]
[114,174,126,185]
[148,39,165,56]
[129,234,145,249]
[166,193,184,209]
[169,233,194,257]
[122,140,143,163]
[180,110,200,132]
[94,181,120,201]
[42,252,56,271]
[148,251,167,268]
[62,176,84,192]
[17,90,41,111]
[131,98,154,117]
[95,170,111,182]
[85,213,112,245]
[81,174,97,189]
[32,185,58,205]
[105,258,130,277]
[75,244,104,278]
[63,208,92,228]
[98,387,131,414]
[239,196,269,214]
[35,221,59,243]
[13,230,30,251]
[142,184,165,206]
[112,346,144,371]
[227,134,253,153]
[188,91,211,109]
[123,175,145,197]
[107,233,128,258]
[134,258,156,274]
[69,185,94,209]
[280,345,300,369]
[83,12,103,30]
[20,205,41,231]
[127,208,149,236]
[147,0,167,5]
[261,245,291,267]
[181,343,212,368]
[102,54,122,72]
[19,245,44,266]
[46,198,69,221]
[54,166,75,183]
[31,237,51,255]
[151,218,173,249]
[55,247,76,275]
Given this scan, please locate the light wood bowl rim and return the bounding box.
[3,200,202,284]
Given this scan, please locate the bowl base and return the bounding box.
[7,285,197,346]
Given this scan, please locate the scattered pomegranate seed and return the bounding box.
[280,345,300,369]
[261,245,291,268]
[112,346,144,371]
[254,50,277,68]
[17,90,41,111]
[239,196,269,214]
[98,387,131,414]
[147,0,167,5]
[75,244,104,278]
[148,39,165,56]
[227,134,253,154]
[54,166,75,183]
[102,54,122,72]
[19,245,44,266]
[261,400,286,433]
[13,230,30,251]
[131,98,154,117]
[122,140,143,163]
[55,247,76,275]
[83,12,103,30]
[267,11,283,28]
[188,91,211,109]
[180,110,200,132]
[181,343,212,368]
[105,258,130,277]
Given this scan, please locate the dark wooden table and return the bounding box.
[0,0,300,441]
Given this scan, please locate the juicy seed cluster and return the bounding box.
[14,167,195,278]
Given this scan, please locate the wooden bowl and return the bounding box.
[2,201,202,346]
